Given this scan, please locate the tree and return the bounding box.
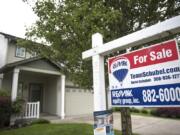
[20,1,179,135]
[21,0,180,88]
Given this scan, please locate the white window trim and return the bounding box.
[15,46,26,58]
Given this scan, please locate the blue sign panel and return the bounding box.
[111,83,180,106]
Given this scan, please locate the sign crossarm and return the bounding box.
[82,15,180,60]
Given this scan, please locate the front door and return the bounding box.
[29,83,43,112]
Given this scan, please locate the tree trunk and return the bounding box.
[121,107,132,135]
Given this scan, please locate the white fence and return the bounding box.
[23,101,40,119]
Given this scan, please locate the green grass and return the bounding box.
[0,123,125,135]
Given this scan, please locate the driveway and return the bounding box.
[50,113,180,135]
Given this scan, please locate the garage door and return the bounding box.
[65,88,93,116]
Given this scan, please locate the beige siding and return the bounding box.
[44,76,59,115]
[2,72,12,92]
[6,44,32,64]
[23,60,60,72]
[65,88,93,116]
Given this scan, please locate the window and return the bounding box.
[16,46,26,58]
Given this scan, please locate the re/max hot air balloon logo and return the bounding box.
[110,57,130,86]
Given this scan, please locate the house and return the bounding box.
[0,32,93,119]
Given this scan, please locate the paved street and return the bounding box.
[50,112,180,135]
[114,113,180,135]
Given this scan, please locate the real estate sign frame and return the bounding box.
[108,39,180,107]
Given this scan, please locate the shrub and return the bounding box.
[141,109,148,114]
[150,109,158,116]
[0,89,10,96]
[0,88,25,128]
[150,108,180,118]
[11,98,25,116]
[14,119,32,128]
[130,107,140,113]
[112,107,121,112]
[0,96,11,128]
[31,119,50,125]
[130,107,135,112]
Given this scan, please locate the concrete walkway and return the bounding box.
[47,113,180,135]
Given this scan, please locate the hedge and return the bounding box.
[150,108,180,118]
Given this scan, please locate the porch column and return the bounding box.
[11,68,19,101]
[56,76,61,117]
[61,75,65,119]
[0,74,3,89]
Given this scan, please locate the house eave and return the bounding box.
[0,57,62,74]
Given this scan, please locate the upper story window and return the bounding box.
[15,46,26,58]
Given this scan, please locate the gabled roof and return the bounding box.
[0,32,23,43]
[0,57,62,73]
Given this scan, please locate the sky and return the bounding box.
[0,0,37,38]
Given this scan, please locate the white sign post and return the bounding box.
[92,33,106,111]
[82,15,180,135]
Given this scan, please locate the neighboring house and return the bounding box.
[0,32,93,119]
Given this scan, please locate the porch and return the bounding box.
[0,58,66,119]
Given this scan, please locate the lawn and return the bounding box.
[0,123,124,135]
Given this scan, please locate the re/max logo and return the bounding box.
[111,90,133,97]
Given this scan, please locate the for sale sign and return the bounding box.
[108,39,180,107]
